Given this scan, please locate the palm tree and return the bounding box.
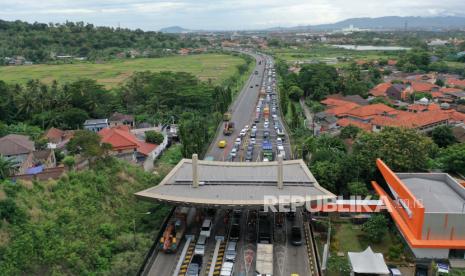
[0,156,14,180]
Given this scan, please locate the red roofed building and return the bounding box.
[345,104,397,121]
[99,126,157,162]
[446,78,465,89]
[321,98,356,109]
[369,83,392,97]
[409,81,439,93]
[337,118,372,132]
[326,102,361,117]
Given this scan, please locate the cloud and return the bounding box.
[1,0,464,30]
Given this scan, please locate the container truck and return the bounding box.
[159,207,191,253]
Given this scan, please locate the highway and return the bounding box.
[144,50,315,276]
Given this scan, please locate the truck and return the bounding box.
[256,244,273,276]
[263,106,270,120]
[159,207,191,253]
[223,121,235,135]
[262,141,273,161]
[223,112,232,121]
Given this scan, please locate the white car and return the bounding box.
[240,129,247,137]
[230,148,237,157]
[200,219,212,238]
[263,157,269,162]
[277,137,283,144]
[235,137,241,146]
[264,122,269,129]
[250,138,256,144]
[194,235,207,255]
[244,125,249,131]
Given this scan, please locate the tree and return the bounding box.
[362,214,388,243]
[63,156,75,171]
[347,181,369,196]
[0,156,14,179]
[436,143,465,175]
[340,125,361,139]
[327,255,351,275]
[353,128,436,180]
[145,131,164,144]
[435,78,445,87]
[66,130,111,160]
[311,161,341,193]
[287,86,304,101]
[431,126,456,148]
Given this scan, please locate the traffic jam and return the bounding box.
[219,56,290,163]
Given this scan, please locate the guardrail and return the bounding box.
[137,207,176,276]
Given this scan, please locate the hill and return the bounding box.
[159,25,192,33]
[0,159,171,275]
[266,16,465,31]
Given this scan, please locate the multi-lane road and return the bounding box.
[145,50,315,276]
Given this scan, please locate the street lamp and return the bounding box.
[133,212,152,250]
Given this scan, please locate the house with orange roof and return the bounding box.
[336,118,372,132]
[369,83,392,97]
[344,104,397,122]
[446,78,465,89]
[44,127,75,149]
[99,126,157,162]
[410,81,439,93]
[325,102,361,117]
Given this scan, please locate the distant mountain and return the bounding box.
[159,26,192,33]
[266,16,465,32]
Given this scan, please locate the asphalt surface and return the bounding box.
[146,51,312,276]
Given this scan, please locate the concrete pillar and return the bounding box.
[277,154,283,189]
[192,154,199,188]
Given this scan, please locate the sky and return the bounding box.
[1,0,465,31]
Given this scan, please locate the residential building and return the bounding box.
[109,112,135,128]
[98,126,157,162]
[373,159,465,259]
[369,82,392,97]
[83,119,109,132]
[452,125,465,143]
[0,134,35,173]
[44,127,74,149]
[446,78,465,89]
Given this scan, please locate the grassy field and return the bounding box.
[270,45,400,67]
[0,54,246,88]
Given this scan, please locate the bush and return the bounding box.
[362,214,388,243]
[145,131,164,144]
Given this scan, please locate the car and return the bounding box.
[250,85,253,88]
[290,226,303,246]
[245,151,253,161]
[194,235,207,255]
[186,263,199,276]
[218,140,227,148]
[255,84,259,87]
[250,130,256,138]
[230,148,237,157]
[244,125,249,131]
[250,138,256,144]
[220,260,234,276]
[200,219,212,238]
[264,122,269,128]
[277,137,283,144]
[187,254,203,276]
[263,157,269,162]
[247,145,254,152]
[263,131,270,138]
[234,137,241,146]
[389,266,402,276]
[230,224,240,241]
[224,241,237,261]
[240,129,246,136]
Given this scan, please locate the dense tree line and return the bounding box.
[0,20,208,63]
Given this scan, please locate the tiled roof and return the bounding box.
[326,102,361,116]
[45,127,64,140]
[371,111,449,128]
[98,127,157,156]
[447,78,465,88]
[410,81,438,92]
[440,87,463,93]
[321,98,355,108]
[369,83,391,97]
[0,134,35,156]
[345,104,397,119]
[337,118,372,131]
